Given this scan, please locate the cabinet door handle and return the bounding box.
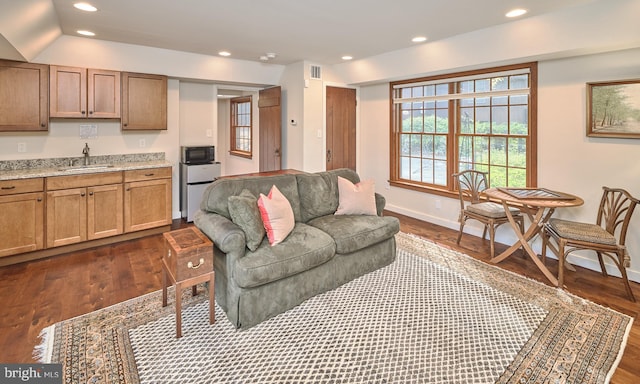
[81,110,86,115]
[1,186,15,190]
[37,197,42,202]
[81,192,86,197]
[41,123,46,128]
[89,192,94,196]
[145,173,154,177]
[89,111,93,115]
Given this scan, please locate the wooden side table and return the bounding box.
[161,226,215,338]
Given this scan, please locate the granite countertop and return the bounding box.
[0,153,172,181]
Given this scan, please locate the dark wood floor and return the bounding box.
[0,212,638,382]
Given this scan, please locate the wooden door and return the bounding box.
[0,60,48,131]
[258,86,282,172]
[88,69,121,118]
[124,178,172,232]
[326,86,356,170]
[50,65,86,118]
[46,188,87,248]
[121,72,167,130]
[87,184,123,240]
[0,192,44,257]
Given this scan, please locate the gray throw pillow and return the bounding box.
[228,189,265,251]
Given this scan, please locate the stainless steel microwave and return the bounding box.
[181,146,215,164]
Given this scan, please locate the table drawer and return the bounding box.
[0,178,44,196]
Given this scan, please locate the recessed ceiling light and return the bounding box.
[73,2,97,12]
[77,30,95,36]
[506,8,527,18]
[218,51,231,57]
[412,36,427,43]
[342,56,353,61]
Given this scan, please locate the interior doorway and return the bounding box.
[326,86,356,171]
[258,86,282,172]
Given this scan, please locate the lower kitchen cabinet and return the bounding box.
[88,184,124,240]
[0,188,44,258]
[46,172,124,248]
[124,168,172,232]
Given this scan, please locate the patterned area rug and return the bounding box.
[38,232,633,383]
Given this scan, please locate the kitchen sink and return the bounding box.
[58,164,115,171]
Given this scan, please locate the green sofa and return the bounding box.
[194,168,400,329]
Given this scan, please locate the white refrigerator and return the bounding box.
[180,162,221,222]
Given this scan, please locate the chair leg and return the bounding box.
[541,230,548,265]
[557,240,566,288]
[481,225,488,241]
[488,225,496,259]
[456,217,466,245]
[596,252,609,277]
[616,252,636,302]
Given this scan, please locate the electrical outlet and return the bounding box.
[139,139,146,148]
[17,143,26,153]
[206,129,213,137]
[435,199,442,210]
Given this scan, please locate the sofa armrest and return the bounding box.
[193,210,246,255]
[375,193,386,216]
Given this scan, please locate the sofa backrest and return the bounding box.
[200,174,302,221]
[295,168,360,222]
[200,168,362,223]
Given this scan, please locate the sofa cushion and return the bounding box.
[228,189,264,251]
[258,185,295,246]
[308,215,400,254]
[335,176,377,216]
[234,223,336,288]
[296,168,361,222]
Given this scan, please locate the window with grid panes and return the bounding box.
[390,62,537,193]
[230,96,252,158]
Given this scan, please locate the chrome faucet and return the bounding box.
[82,143,90,165]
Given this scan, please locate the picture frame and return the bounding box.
[587,79,640,138]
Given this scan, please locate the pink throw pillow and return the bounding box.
[335,176,377,216]
[257,185,295,245]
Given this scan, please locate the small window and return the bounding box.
[230,96,252,158]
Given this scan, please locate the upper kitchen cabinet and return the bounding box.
[0,60,49,132]
[50,66,121,119]
[121,72,167,130]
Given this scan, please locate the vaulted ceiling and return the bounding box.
[1,0,597,65]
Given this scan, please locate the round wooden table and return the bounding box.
[483,187,584,286]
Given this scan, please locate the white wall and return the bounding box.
[358,47,640,282]
[179,82,217,148]
[279,62,305,170]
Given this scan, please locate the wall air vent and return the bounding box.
[310,65,322,80]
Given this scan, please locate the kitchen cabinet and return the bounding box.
[46,172,123,248]
[124,167,172,232]
[49,65,121,119]
[0,178,44,257]
[121,72,167,130]
[0,60,49,132]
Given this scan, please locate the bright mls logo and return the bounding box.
[1,364,61,383]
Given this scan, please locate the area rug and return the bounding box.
[37,232,633,383]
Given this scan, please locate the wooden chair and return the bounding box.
[541,186,638,302]
[454,170,523,258]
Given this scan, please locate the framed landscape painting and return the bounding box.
[587,79,640,138]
